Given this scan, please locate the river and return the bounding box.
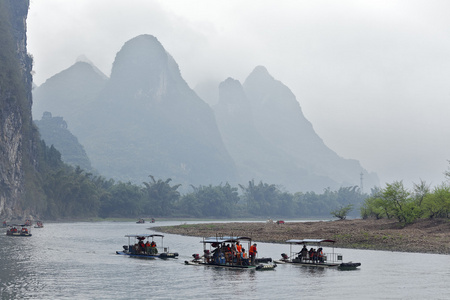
[0,221,448,299]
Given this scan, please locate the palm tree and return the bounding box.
[142,175,181,216]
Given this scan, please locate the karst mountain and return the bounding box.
[33,34,378,192]
[34,35,237,187]
[213,67,379,191]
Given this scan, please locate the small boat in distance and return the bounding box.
[136,218,145,224]
[6,225,32,237]
[275,239,361,270]
[185,236,275,270]
[116,234,178,259]
[34,221,44,228]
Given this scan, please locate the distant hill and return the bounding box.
[32,60,108,138]
[214,77,325,191]
[34,112,93,172]
[212,66,379,191]
[33,35,237,188]
[33,35,378,193]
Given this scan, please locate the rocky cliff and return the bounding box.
[0,0,38,218]
[34,112,93,172]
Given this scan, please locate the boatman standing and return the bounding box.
[236,241,242,253]
[249,243,257,265]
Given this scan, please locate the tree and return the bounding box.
[142,175,181,216]
[99,182,143,218]
[239,180,281,216]
[412,179,430,207]
[422,183,450,219]
[360,197,386,219]
[42,166,100,218]
[382,181,418,224]
[331,204,353,220]
[276,192,295,217]
[178,193,202,217]
[360,181,419,224]
[182,183,239,217]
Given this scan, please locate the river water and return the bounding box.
[0,221,448,299]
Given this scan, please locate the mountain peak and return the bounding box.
[127,34,161,46]
[76,54,94,65]
[74,56,108,80]
[110,34,168,77]
[218,77,247,107]
[108,34,187,101]
[247,65,273,81]
[219,77,241,90]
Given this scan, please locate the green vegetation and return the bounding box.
[361,176,450,224]
[331,204,354,220]
[22,141,450,222]
[30,161,368,219]
[178,183,239,218]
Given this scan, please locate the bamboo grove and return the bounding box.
[21,142,450,222]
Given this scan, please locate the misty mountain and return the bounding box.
[32,60,108,137]
[213,77,330,191]
[34,112,93,172]
[33,34,378,193]
[33,34,237,187]
[212,66,378,191]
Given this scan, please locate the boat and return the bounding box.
[274,239,361,270]
[185,236,275,270]
[34,221,44,228]
[116,234,178,259]
[136,218,145,224]
[6,225,32,237]
[256,263,277,270]
[338,262,362,270]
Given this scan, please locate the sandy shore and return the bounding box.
[154,218,450,255]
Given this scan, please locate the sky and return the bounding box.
[27,0,450,190]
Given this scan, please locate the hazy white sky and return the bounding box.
[27,0,450,189]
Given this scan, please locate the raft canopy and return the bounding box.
[285,239,336,244]
[202,236,252,244]
[125,234,164,238]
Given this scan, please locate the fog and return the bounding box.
[27,0,450,190]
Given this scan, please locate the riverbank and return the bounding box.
[154,218,450,255]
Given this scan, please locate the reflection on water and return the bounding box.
[304,265,327,276]
[0,221,449,299]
